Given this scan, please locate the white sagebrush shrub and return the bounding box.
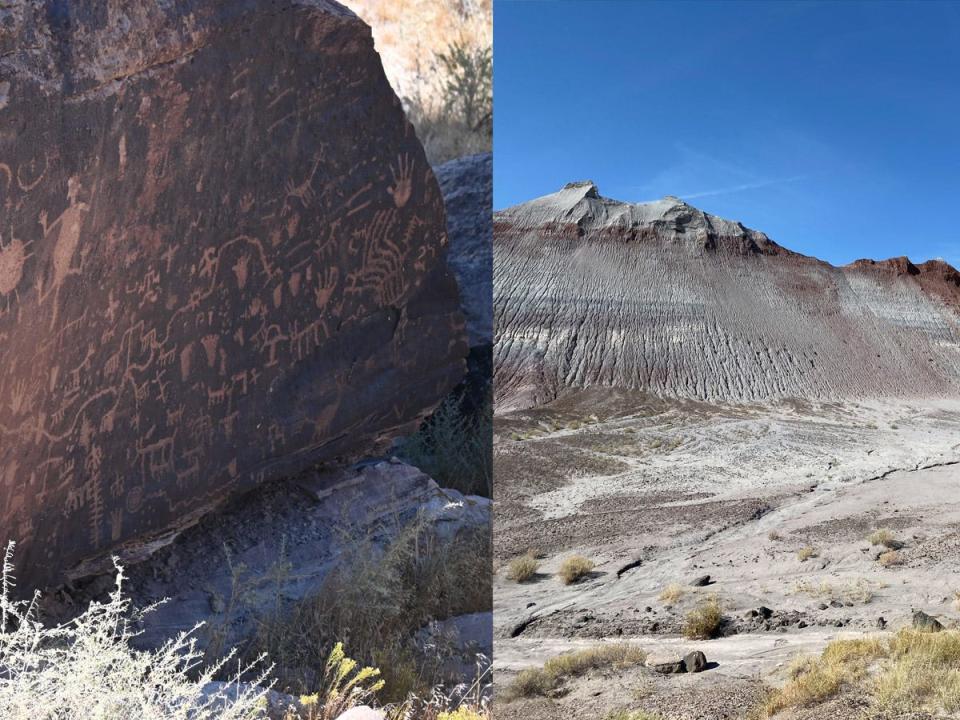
[0,541,271,720]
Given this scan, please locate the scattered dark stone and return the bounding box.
[757,606,774,619]
[818,603,829,611]
[690,574,712,587]
[645,606,653,612]
[877,617,887,629]
[651,660,686,675]
[913,610,944,632]
[683,650,708,673]
[798,620,808,628]
[830,599,844,608]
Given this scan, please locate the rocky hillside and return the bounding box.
[494,182,960,410]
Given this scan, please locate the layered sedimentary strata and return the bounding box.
[494,182,960,410]
[0,0,466,587]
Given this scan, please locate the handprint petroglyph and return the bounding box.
[388,153,414,208]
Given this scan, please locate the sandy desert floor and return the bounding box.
[493,388,960,719]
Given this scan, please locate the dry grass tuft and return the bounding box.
[767,530,782,541]
[505,644,647,700]
[761,629,960,716]
[658,583,686,606]
[878,550,903,567]
[797,546,818,562]
[794,578,875,605]
[868,528,897,547]
[682,596,723,640]
[557,556,595,585]
[506,553,539,583]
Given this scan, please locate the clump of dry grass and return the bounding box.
[794,578,875,605]
[506,553,539,583]
[761,630,960,717]
[868,528,896,547]
[797,546,818,562]
[878,550,903,567]
[682,597,723,640]
[767,530,782,541]
[557,556,595,585]
[505,644,647,700]
[658,583,685,606]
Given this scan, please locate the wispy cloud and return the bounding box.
[679,174,808,200]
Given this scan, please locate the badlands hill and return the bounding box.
[494,181,960,410]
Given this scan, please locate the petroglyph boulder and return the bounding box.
[0,0,466,588]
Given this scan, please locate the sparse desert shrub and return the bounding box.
[878,550,903,567]
[505,644,647,700]
[682,597,723,640]
[400,396,492,497]
[868,529,902,549]
[767,530,782,541]
[506,553,539,583]
[0,542,271,720]
[797,546,818,562]
[248,517,491,701]
[557,556,595,585]
[342,0,492,164]
[761,629,960,717]
[658,583,685,606]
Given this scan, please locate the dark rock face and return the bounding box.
[913,610,944,632]
[434,152,493,349]
[0,0,466,588]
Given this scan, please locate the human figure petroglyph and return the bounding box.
[39,177,89,329]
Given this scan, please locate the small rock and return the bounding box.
[818,602,829,611]
[650,660,686,674]
[798,620,808,628]
[683,650,707,673]
[690,575,712,587]
[829,599,844,608]
[877,617,887,629]
[336,708,386,720]
[913,610,944,632]
[757,606,773,619]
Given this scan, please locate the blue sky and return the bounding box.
[494,0,960,267]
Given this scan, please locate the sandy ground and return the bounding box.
[492,389,960,718]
